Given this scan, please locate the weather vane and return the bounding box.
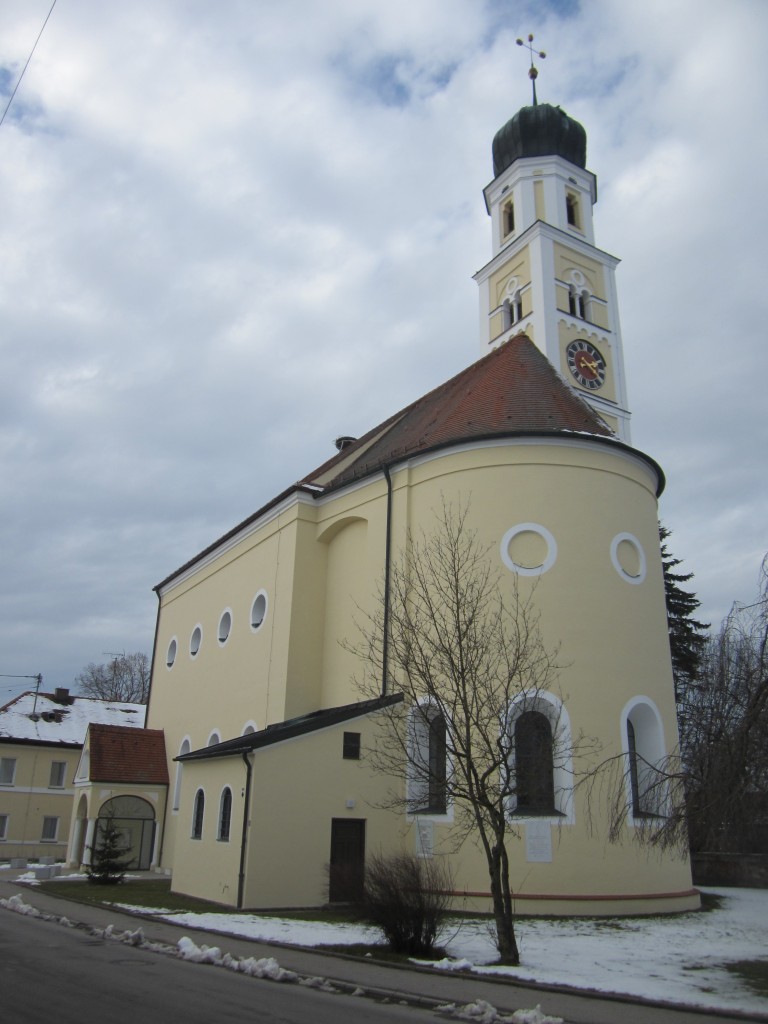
[516,33,546,105]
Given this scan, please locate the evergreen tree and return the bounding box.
[659,525,709,700]
[86,812,132,885]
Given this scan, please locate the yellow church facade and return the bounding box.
[144,99,697,915]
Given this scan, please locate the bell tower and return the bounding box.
[473,48,631,442]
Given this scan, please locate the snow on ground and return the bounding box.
[152,888,767,1016]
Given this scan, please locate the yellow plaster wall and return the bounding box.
[489,248,531,308]
[0,744,79,859]
[151,436,692,912]
[242,717,403,909]
[170,757,246,906]
[553,243,606,300]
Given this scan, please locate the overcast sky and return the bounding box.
[1,0,766,699]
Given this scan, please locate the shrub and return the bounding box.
[364,852,453,955]
[86,813,132,885]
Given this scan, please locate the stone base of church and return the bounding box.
[448,887,701,917]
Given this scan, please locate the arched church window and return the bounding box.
[625,702,666,819]
[407,704,448,815]
[568,285,591,322]
[192,788,205,839]
[514,711,556,814]
[172,738,190,812]
[218,787,232,842]
[502,293,523,330]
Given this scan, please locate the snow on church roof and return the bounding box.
[0,689,145,747]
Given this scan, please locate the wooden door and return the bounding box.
[329,818,365,903]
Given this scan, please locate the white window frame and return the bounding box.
[49,761,67,788]
[620,696,668,824]
[0,758,17,786]
[41,816,59,842]
[505,691,574,824]
[218,787,232,842]
[406,700,453,824]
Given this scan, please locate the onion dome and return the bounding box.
[492,103,587,178]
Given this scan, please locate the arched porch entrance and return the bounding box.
[96,796,155,870]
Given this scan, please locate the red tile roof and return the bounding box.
[303,333,614,490]
[88,724,168,785]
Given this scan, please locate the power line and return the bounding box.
[0,0,59,130]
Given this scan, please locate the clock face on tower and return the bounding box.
[566,340,606,390]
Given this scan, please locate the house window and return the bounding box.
[0,758,16,786]
[0,814,7,840]
[41,816,59,842]
[408,705,447,814]
[502,199,515,237]
[192,789,205,839]
[49,761,67,788]
[218,787,232,841]
[166,637,177,668]
[514,711,556,814]
[343,732,361,760]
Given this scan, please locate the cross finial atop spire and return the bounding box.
[516,33,546,105]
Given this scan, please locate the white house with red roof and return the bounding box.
[0,688,145,861]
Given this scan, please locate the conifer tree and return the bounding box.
[86,812,132,885]
[659,525,709,700]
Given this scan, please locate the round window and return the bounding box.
[190,625,203,657]
[251,591,268,631]
[166,637,177,669]
[610,533,646,584]
[218,610,232,644]
[500,523,557,576]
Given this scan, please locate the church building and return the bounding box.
[68,92,697,916]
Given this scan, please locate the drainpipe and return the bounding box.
[237,751,253,909]
[382,464,394,696]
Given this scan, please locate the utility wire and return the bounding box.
[0,0,59,130]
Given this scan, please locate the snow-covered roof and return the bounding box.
[0,689,146,747]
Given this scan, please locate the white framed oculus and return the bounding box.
[610,533,646,584]
[501,523,557,576]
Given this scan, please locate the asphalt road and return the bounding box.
[0,909,429,1024]
[0,874,763,1024]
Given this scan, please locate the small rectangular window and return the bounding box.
[343,732,361,760]
[0,814,8,840]
[503,200,515,236]
[566,192,580,229]
[49,761,67,788]
[41,816,59,842]
[0,758,16,786]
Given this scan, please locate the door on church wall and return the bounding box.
[328,818,365,902]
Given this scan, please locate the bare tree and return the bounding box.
[585,555,768,858]
[75,652,151,703]
[350,503,571,965]
[679,556,768,854]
